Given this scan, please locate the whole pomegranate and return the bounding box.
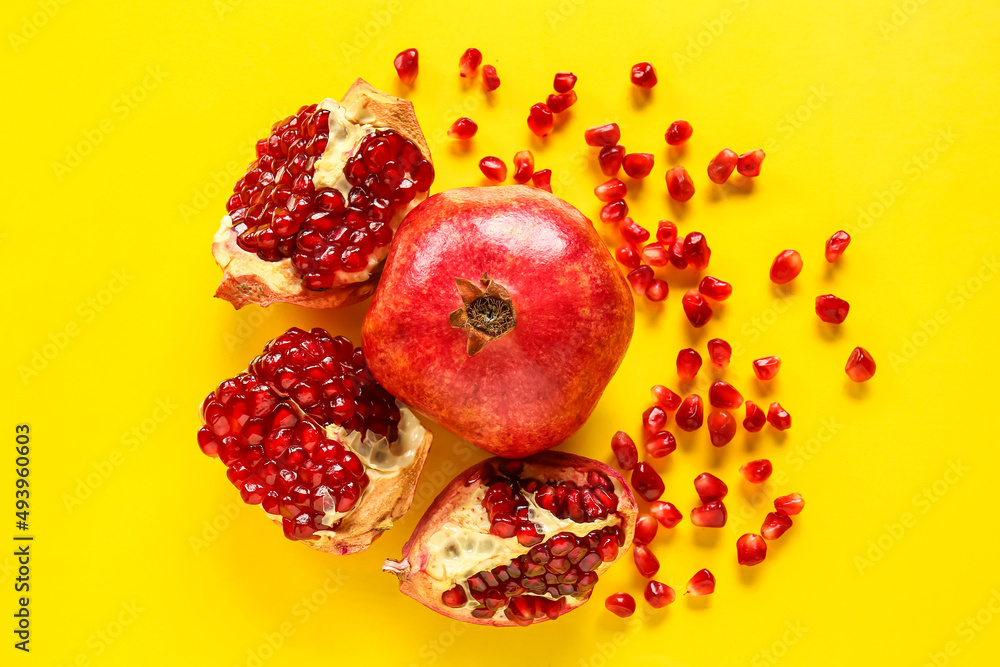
[212,79,434,309]
[362,186,634,457]
[383,452,637,626]
[197,327,432,553]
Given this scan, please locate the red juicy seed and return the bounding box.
[482,65,501,91]
[743,401,767,432]
[527,104,554,137]
[627,265,654,295]
[741,459,773,483]
[623,153,655,178]
[677,348,703,380]
[553,71,577,93]
[665,120,693,145]
[737,149,766,177]
[687,569,716,596]
[707,148,739,184]
[634,545,660,578]
[675,395,704,431]
[459,48,482,77]
[585,123,621,147]
[825,230,851,263]
[650,501,682,528]
[598,145,625,176]
[707,410,736,446]
[605,593,636,617]
[651,385,681,411]
[630,62,657,88]
[645,581,675,608]
[546,91,577,114]
[620,218,650,244]
[634,514,658,545]
[666,167,695,202]
[393,48,419,85]
[615,243,641,269]
[645,279,669,302]
[761,512,792,540]
[682,290,713,327]
[753,356,781,381]
[770,249,803,284]
[707,338,732,367]
[846,346,876,382]
[641,243,670,267]
[683,232,711,269]
[442,585,468,608]
[531,169,553,192]
[479,156,508,183]
[631,462,665,501]
[448,117,478,140]
[694,473,728,502]
[645,431,677,458]
[512,151,534,184]
[709,381,743,409]
[767,402,791,431]
[656,220,677,245]
[699,276,732,301]
[816,294,850,323]
[669,238,688,269]
[600,200,629,224]
[595,178,627,202]
[690,500,727,527]
[737,533,767,566]
[611,431,639,471]
[774,493,804,516]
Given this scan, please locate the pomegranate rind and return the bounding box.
[212,78,432,309]
[383,451,638,627]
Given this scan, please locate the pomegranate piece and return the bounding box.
[645,581,676,608]
[707,148,738,184]
[645,431,677,458]
[666,166,695,202]
[752,356,781,381]
[611,431,639,471]
[761,512,792,540]
[527,103,554,137]
[815,294,850,323]
[825,230,851,263]
[605,593,636,618]
[649,501,683,528]
[595,178,627,202]
[623,152,655,178]
[599,145,626,175]
[482,65,501,91]
[737,533,767,566]
[740,459,773,483]
[687,569,716,596]
[620,218,650,244]
[448,117,478,140]
[553,71,577,93]
[708,381,743,409]
[634,544,660,578]
[531,169,552,192]
[627,265,654,295]
[737,149,765,177]
[694,473,728,502]
[743,401,766,432]
[846,347,876,382]
[642,405,668,439]
[616,243,641,270]
[656,220,678,245]
[677,348,703,380]
[600,199,629,224]
[393,48,419,85]
[665,120,693,146]
[585,123,621,147]
[646,279,669,302]
[707,338,732,368]
[384,452,639,626]
[459,48,483,78]
[675,394,704,431]
[512,150,535,184]
[631,462,665,501]
[699,276,732,301]
[770,249,803,284]
[691,501,727,527]
[707,410,736,446]
[479,156,508,183]
[630,62,657,88]
[683,232,712,270]
[766,402,791,431]
[546,91,578,114]
[774,493,804,516]
[651,385,682,411]
[682,290,713,328]
[634,514,658,545]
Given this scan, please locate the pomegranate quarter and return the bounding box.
[363,186,634,458]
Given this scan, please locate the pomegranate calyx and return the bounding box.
[449,273,517,356]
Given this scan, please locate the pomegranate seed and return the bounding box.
[682,232,711,269]
[774,493,804,516]
[766,402,791,430]
[595,178,627,202]
[815,294,850,323]
[631,462,665,501]
[740,459,773,483]
[458,48,482,77]
[737,149,765,177]
[707,410,736,446]
[691,501,727,527]
[620,218,650,244]
[707,338,732,367]
[677,348,702,380]
[687,569,716,596]
[666,166,695,202]
[694,473,728,502]
[482,65,501,91]
[527,104,554,137]
[478,156,507,183]
[737,533,767,566]
[682,290,713,327]
[761,512,792,540]
[707,148,738,183]
[630,62,657,88]
[669,238,688,269]
[644,581,675,608]
[600,199,629,224]
[665,120,693,146]
[649,501,683,528]
[656,220,677,245]
[616,243,641,269]
[699,276,732,301]
[605,592,636,617]
[512,150,534,184]
[770,249,803,284]
[585,123,621,147]
[642,405,668,438]
[743,401,766,432]
[646,279,669,302]
[634,514,658,545]
[651,385,681,411]
[546,91,577,114]
[825,230,851,263]
[641,243,670,267]
[675,394,703,431]
[623,153,655,178]
[447,117,478,140]
[627,265,654,295]
[752,356,781,381]
[645,430,676,458]
[611,431,639,471]
[531,169,552,192]
[846,346,876,381]
[598,145,626,175]
[708,381,743,409]
[393,48,419,85]
[553,71,577,93]
[634,544,660,578]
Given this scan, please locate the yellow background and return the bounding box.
[4,0,1000,664]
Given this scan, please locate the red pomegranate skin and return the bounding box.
[363,186,634,457]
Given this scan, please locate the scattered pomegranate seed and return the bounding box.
[691,501,727,527]
[687,569,716,596]
[393,48,419,85]
[752,356,781,381]
[585,123,621,147]
[623,153,655,178]
[546,91,578,114]
[595,178,627,202]
[448,117,478,140]
[666,166,695,202]
[631,462,665,501]
[645,430,676,458]
[737,149,765,177]
[676,348,703,380]
[644,581,676,608]
[815,294,850,323]
[621,218,650,244]
[527,104,554,137]
[743,401,766,432]
[634,544,660,578]
[459,48,482,78]
[478,156,507,183]
[482,64,501,91]
[531,169,552,192]
[774,493,804,516]
[694,473,728,502]
[699,276,732,301]
[675,394,704,431]
[665,120,693,145]
[740,459,773,483]
[682,232,711,269]
[682,290,713,327]
[825,230,851,263]
[646,279,669,302]
[766,402,791,430]
[708,410,736,446]
[707,339,732,368]
[634,514,658,545]
[641,243,670,267]
[770,250,803,284]
[605,592,636,617]
[737,533,767,566]
[656,220,677,245]
[600,199,629,224]
[761,512,792,540]
[553,71,577,93]
[630,62,657,88]
[616,243,641,269]
[599,145,626,175]
[512,150,534,184]
[651,385,681,411]
[668,238,688,269]
[650,501,683,528]
[611,431,639,471]
[642,405,668,439]
[707,148,738,184]
[627,265,654,295]
[846,346,876,382]
[708,381,743,409]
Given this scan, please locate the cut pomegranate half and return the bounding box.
[212,80,434,309]
[383,452,638,626]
